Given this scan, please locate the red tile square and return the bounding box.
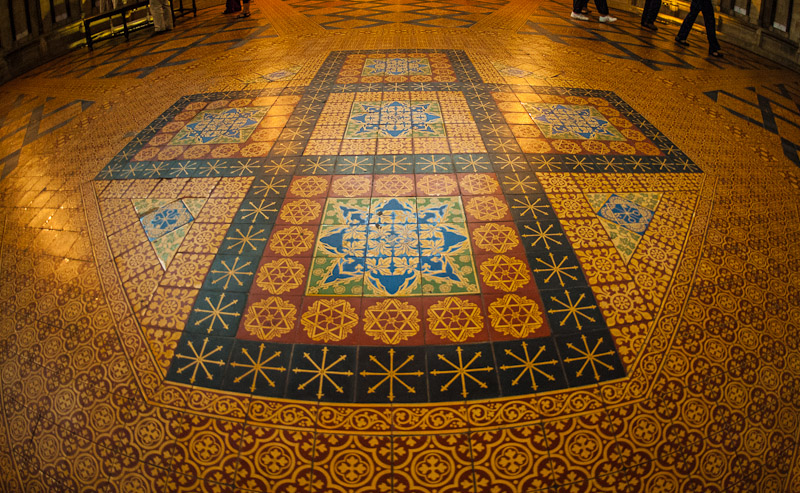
[475,253,535,295]
[422,295,488,344]
[236,293,302,344]
[463,195,513,223]
[484,286,550,341]
[295,297,362,346]
[358,297,425,346]
[251,255,312,297]
[266,224,319,258]
[468,221,525,256]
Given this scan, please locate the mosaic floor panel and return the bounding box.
[1,0,799,490]
[91,49,702,405]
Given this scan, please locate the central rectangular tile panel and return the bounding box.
[308,196,479,297]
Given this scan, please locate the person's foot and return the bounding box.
[571,12,589,20]
[641,22,657,31]
[674,37,689,46]
[709,50,723,57]
[236,11,251,18]
[599,15,616,22]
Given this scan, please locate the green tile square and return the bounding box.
[416,197,465,224]
[419,222,471,257]
[375,155,414,173]
[420,254,480,295]
[370,197,418,224]
[321,198,372,225]
[411,101,446,138]
[362,256,423,296]
[307,255,364,296]
[344,101,382,139]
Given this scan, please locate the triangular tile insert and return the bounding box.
[596,217,642,264]
[586,192,662,264]
[132,198,174,218]
[585,192,612,212]
[182,198,207,218]
[151,222,192,270]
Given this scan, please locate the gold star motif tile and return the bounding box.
[427,297,483,343]
[256,258,306,295]
[301,299,359,342]
[472,223,520,253]
[480,254,531,292]
[488,294,544,338]
[243,297,298,341]
[363,299,421,345]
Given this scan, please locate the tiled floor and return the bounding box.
[1,0,799,490]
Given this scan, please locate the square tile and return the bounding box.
[222,340,291,397]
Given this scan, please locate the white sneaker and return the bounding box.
[599,15,617,22]
[570,12,589,20]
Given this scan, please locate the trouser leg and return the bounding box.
[700,0,720,51]
[676,0,701,40]
[150,0,164,30]
[642,0,661,23]
[151,0,173,30]
[163,0,173,29]
[593,0,609,16]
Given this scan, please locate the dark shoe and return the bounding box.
[236,11,250,18]
[641,22,658,31]
[674,37,689,46]
[709,50,723,57]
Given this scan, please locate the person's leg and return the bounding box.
[593,0,609,16]
[642,0,661,24]
[571,0,589,18]
[162,0,173,30]
[238,0,250,17]
[150,0,165,31]
[699,0,721,52]
[224,0,241,13]
[676,0,701,41]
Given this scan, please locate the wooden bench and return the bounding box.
[83,0,151,51]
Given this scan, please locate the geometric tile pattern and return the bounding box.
[308,196,478,296]
[92,49,702,404]
[28,13,278,79]
[0,95,94,179]
[705,83,800,168]
[284,0,510,29]
[525,103,626,141]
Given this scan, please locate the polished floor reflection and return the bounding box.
[0,0,799,491]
